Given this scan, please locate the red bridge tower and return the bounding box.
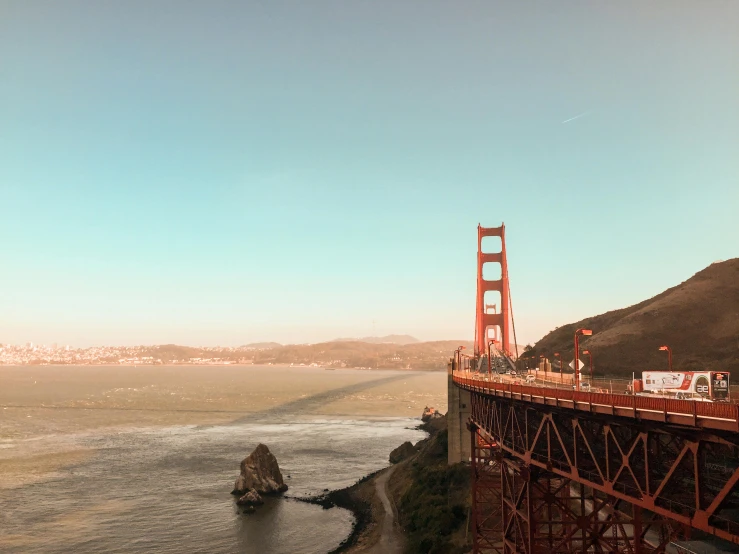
[475,224,510,358]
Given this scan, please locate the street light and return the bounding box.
[659,345,672,371]
[487,339,496,374]
[554,353,561,383]
[454,346,466,373]
[582,350,593,384]
[574,328,593,391]
[539,354,547,378]
[461,352,471,372]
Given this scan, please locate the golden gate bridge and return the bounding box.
[448,224,739,553]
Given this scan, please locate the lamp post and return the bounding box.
[582,349,593,384]
[659,345,672,371]
[454,346,466,373]
[539,354,547,378]
[554,353,561,384]
[574,328,593,391]
[487,340,496,374]
[461,350,470,373]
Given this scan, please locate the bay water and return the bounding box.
[0,366,445,553]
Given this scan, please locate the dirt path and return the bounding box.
[365,465,404,554]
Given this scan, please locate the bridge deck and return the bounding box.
[453,372,739,433]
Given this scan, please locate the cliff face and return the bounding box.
[389,441,416,464]
[526,259,739,377]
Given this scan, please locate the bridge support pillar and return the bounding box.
[448,371,471,464]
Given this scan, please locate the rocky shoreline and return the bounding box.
[234,411,453,552]
[292,468,382,553]
[292,414,449,553]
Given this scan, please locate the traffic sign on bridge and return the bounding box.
[569,358,584,371]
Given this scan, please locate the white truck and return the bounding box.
[640,371,730,401]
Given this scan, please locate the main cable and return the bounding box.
[506,256,519,361]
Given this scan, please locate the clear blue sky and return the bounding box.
[1,1,737,347]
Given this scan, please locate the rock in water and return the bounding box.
[389,441,416,464]
[421,406,443,422]
[232,444,289,496]
[236,489,264,506]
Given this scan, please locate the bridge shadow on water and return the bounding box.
[226,373,411,426]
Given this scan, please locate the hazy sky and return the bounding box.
[1,1,737,347]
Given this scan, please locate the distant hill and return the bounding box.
[249,339,471,370]
[241,342,282,350]
[331,335,420,345]
[524,259,739,377]
[9,339,472,368]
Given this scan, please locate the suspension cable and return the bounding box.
[506,258,519,361]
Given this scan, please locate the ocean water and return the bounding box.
[0,367,441,553]
[0,416,426,553]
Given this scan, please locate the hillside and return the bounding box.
[7,339,470,369]
[388,415,472,553]
[524,259,739,378]
[310,416,470,554]
[250,340,471,370]
[241,342,282,350]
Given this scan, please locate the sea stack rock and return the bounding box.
[236,489,264,507]
[232,444,288,508]
[422,406,443,422]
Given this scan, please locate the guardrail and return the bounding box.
[453,372,739,432]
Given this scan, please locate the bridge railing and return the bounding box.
[453,372,739,431]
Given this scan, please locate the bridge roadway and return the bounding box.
[451,370,739,552]
[454,371,739,433]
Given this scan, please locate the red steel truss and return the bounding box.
[468,417,681,553]
[469,421,504,553]
[458,374,739,550]
[498,456,678,553]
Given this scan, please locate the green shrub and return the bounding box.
[399,430,470,553]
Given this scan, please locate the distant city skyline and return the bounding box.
[1,1,737,348]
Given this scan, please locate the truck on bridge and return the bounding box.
[636,370,730,401]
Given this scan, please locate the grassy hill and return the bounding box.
[523,259,739,378]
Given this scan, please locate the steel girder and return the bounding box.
[498,456,677,554]
[469,391,739,547]
[469,421,504,553]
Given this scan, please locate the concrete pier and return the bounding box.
[447,370,471,464]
